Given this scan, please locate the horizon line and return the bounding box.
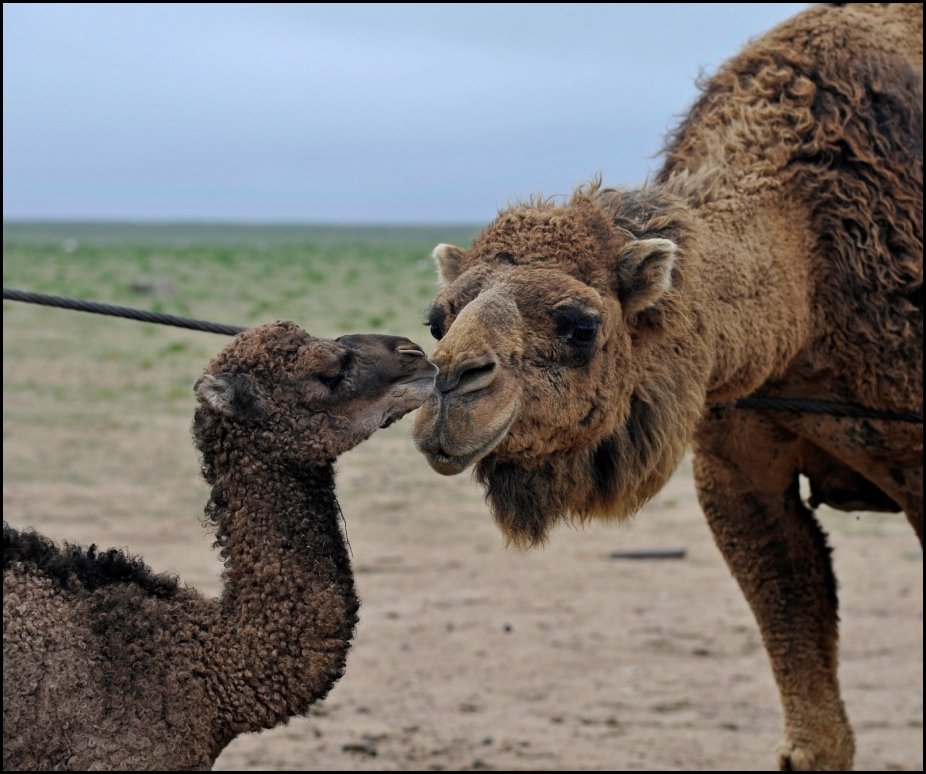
[3,218,483,228]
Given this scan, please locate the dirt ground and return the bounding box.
[6,408,921,771]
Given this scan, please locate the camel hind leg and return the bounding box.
[693,411,855,771]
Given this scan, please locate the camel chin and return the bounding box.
[413,395,518,476]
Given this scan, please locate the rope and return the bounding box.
[3,288,245,336]
[3,287,922,424]
[733,396,922,424]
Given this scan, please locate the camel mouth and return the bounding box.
[423,436,496,475]
[378,400,423,429]
[378,372,437,429]
[418,402,518,476]
[426,447,477,475]
[399,374,438,391]
[396,360,438,396]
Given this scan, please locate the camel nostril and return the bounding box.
[437,354,498,396]
[396,345,426,358]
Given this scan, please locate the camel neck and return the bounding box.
[679,185,815,402]
[206,460,359,736]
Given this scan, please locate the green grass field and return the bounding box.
[3,221,480,335]
[2,221,478,529]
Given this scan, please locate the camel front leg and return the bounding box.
[693,413,854,771]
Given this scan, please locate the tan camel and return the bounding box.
[4,321,436,771]
[412,3,923,770]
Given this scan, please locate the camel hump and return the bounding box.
[3,522,180,599]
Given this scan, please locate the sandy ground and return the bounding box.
[6,410,920,772]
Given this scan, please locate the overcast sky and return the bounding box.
[3,3,809,223]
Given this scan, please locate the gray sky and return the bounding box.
[3,3,809,223]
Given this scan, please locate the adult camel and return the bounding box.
[413,4,923,769]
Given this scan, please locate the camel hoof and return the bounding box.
[777,741,815,771]
[776,740,853,771]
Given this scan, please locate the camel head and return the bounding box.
[413,184,705,547]
[194,321,436,469]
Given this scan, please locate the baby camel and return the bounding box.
[3,320,435,771]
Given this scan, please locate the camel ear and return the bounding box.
[194,373,263,421]
[617,238,677,316]
[432,243,466,285]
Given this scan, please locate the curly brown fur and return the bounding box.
[3,321,435,771]
[414,4,921,769]
[4,523,180,599]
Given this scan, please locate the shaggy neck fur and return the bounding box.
[476,175,817,548]
[472,4,923,547]
[201,442,358,741]
[478,364,706,548]
[472,187,707,546]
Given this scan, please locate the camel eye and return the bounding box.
[318,352,351,390]
[426,307,446,341]
[319,372,343,390]
[554,308,600,347]
[571,321,598,344]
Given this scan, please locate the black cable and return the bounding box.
[733,396,922,424]
[3,287,245,336]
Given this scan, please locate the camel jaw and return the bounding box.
[380,374,439,426]
[413,395,519,476]
[422,447,474,476]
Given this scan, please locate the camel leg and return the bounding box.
[693,413,854,771]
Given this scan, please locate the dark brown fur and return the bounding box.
[4,525,180,599]
[3,321,435,771]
